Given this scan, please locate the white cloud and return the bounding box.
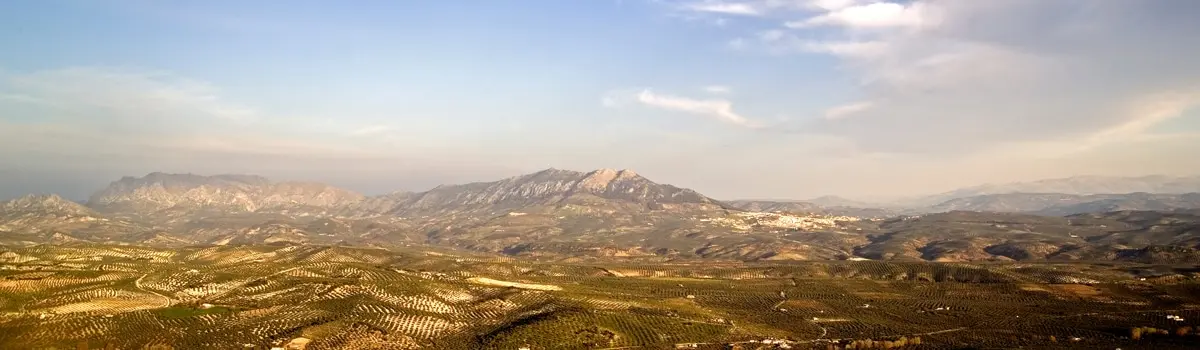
[970,91,1200,161]
[802,40,888,58]
[1081,91,1200,149]
[758,29,786,42]
[683,1,762,16]
[822,101,873,120]
[727,37,748,50]
[791,2,927,29]
[606,88,761,128]
[601,89,636,108]
[671,0,873,18]
[712,1,1200,156]
[703,85,733,94]
[635,89,758,127]
[806,0,863,11]
[645,0,1200,196]
[670,0,826,17]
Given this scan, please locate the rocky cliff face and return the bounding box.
[388,168,722,216]
[87,172,365,213]
[63,169,733,249]
[86,169,719,218]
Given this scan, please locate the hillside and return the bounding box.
[4,170,1200,263]
[0,194,166,245]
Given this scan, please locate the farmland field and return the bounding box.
[1,245,1199,349]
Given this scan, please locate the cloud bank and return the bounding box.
[671,0,1200,156]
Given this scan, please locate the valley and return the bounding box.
[2,245,1200,349]
[2,170,1200,348]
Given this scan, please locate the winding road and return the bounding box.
[135,273,173,308]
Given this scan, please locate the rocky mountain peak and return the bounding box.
[578,169,619,191]
[1,194,93,216]
[390,168,719,215]
[574,168,644,192]
[87,172,363,213]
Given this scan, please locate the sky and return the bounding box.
[2,0,1200,201]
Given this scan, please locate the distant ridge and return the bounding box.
[1,194,95,216]
[87,172,365,213]
[76,171,1200,217]
[388,168,723,214]
[83,168,727,218]
[930,192,1200,216]
[804,195,882,208]
[5,169,1200,263]
[932,175,1200,198]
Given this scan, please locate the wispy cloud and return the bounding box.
[667,0,821,17]
[671,0,864,17]
[0,67,389,159]
[637,0,1200,196]
[703,85,733,94]
[789,1,926,29]
[1081,91,1200,150]
[0,67,532,198]
[682,1,762,16]
[604,88,760,128]
[636,89,759,127]
[806,0,865,11]
[692,1,1200,156]
[822,101,873,120]
[5,67,262,127]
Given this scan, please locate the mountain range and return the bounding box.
[929,192,1200,216]
[939,174,1200,196]
[736,175,1200,216]
[3,169,1200,263]
[901,175,1200,207]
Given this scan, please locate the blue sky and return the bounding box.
[2,0,1200,200]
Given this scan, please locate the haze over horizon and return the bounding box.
[3,1,1200,201]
